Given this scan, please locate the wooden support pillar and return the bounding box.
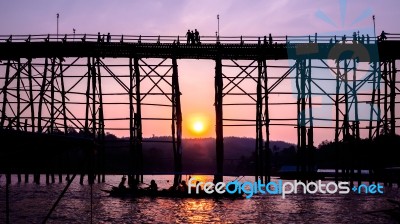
[134,57,143,183]
[255,60,263,182]
[89,57,97,186]
[34,174,40,184]
[383,61,389,135]
[28,58,35,132]
[38,58,48,133]
[352,59,360,140]
[172,57,183,187]
[376,62,382,137]
[128,57,135,185]
[307,58,314,180]
[296,61,301,174]
[300,60,307,180]
[16,59,21,131]
[263,60,271,184]
[343,60,350,140]
[342,60,348,181]
[295,59,307,180]
[390,60,396,136]
[334,61,340,183]
[83,57,92,184]
[96,57,106,182]
[369,62,378,140]
[59,58,67,134]
[352,59,361,186]
[214,56,224,183]
[50,57,56,133]
[25,174,29,183]
[0,60,10,128]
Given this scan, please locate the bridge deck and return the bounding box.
[0,34,399,61]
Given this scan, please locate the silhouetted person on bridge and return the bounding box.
[98,32,101,42]
[342,35,347,44]
[190,30,195,44]
[379,31,388,41]
[186,30,191,44]
[107,33,111,43]
[352,32,357,44]
[269,33,273,46]
[367,34,370,44]
[195,29,200,44]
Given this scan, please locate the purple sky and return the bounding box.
[1,0,398,36]
[1,0,399,144]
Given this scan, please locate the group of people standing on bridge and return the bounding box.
[186,29,200,44]
[98,32,111,43]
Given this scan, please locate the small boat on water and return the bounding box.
[101,187,244,199]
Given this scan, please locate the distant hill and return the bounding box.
[103,135,295,175]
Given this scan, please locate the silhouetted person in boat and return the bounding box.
[107,33,111,43]
[128,178,139,191]
[186,30,191,44]
[179,180,188,192]
[168,183,178,191]
[149,180,158,192]
[118,175,127,190]
[190,180,202,193]
[194,29,200,44]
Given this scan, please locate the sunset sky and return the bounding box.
[1,0,399,145]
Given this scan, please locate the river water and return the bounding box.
[0,175,399,223]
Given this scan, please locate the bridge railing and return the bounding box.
[0,33,399,45]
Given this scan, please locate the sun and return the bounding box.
[186,114,210,136]
[193,121,204,133]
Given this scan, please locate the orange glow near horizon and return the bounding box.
[186,113,211,137]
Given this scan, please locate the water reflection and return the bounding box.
[0,175,399,223]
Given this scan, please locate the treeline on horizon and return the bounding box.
[2,127,398,175]
[99,132,400,175]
